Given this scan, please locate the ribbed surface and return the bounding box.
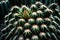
[0,1,60,40]
[0,0,60,40]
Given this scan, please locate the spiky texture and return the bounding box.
[1,1,60,40]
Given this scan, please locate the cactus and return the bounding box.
[1,1,60,40]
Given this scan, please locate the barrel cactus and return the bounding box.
[0,1,60,40]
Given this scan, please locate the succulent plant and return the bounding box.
[0,1,60,40]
